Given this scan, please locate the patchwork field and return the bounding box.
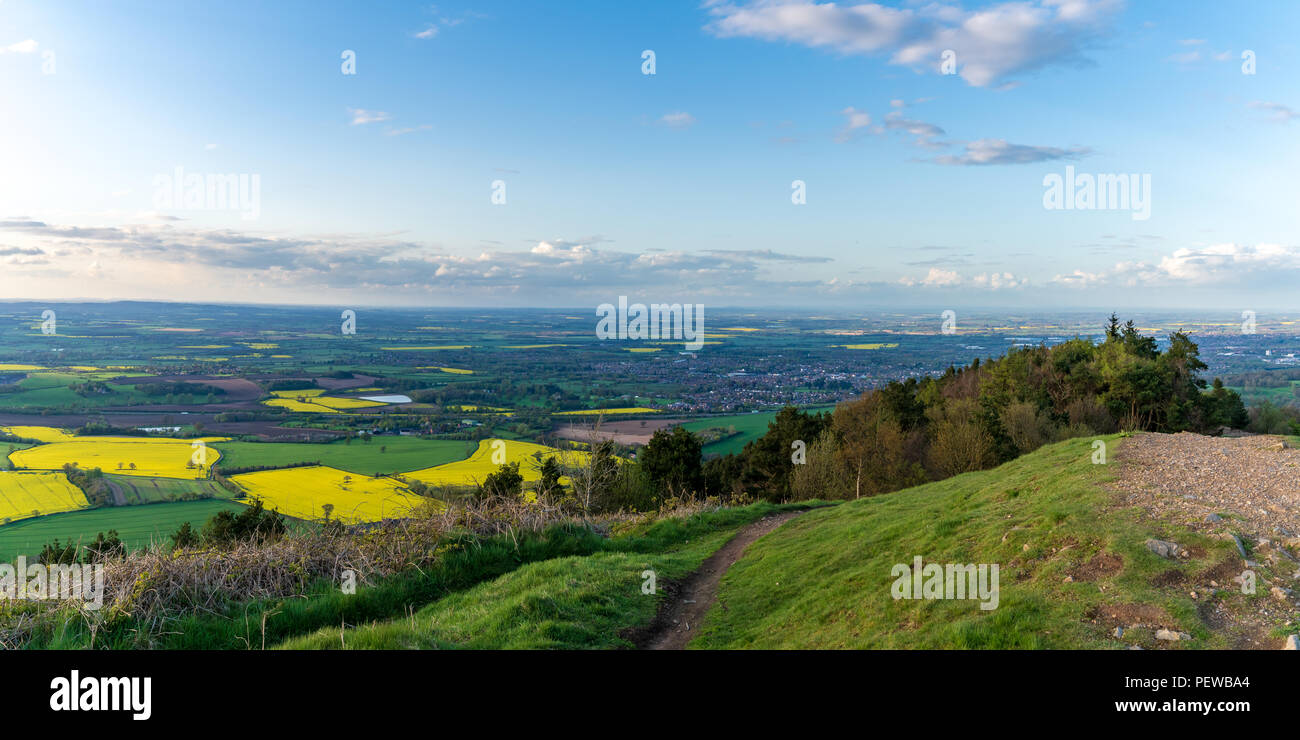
[406,439,585,486]
[214,437,470,475]
[9,431,228,479]
[230,465,435,523]
[0,471,89,524]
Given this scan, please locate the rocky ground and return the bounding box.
[1109,432,1300,649]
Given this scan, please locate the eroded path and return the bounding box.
[640,510,804,650]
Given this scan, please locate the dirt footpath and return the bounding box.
[638,510,804,650]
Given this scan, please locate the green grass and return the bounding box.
[2,442,34,469]
[213,437,471,475]
[102,474,234,504]
[0,499,247,560]
[689,435,1246,649]
[277,502,811,650]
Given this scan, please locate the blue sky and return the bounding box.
[1,0,1298,309]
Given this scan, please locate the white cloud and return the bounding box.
[348,108,393,125]
[415,26,438,39]
[0,39,38,54]
[705,0,1123,88]
[1052,243,1300,288]
[660,111,697,128]
[835,106,874,142]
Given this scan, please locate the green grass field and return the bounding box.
[214,437,472,475]
[103,473,233,505]
[0,499,247,560]
[682,405,834,457]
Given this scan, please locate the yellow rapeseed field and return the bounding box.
[230,466,436,523]
[0,471,90,524]
[9,430,228,479]
[3,426,78,443]
[406,439,587,486]
[262,391,385,412]
[264,398,338,413]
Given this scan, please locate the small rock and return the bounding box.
[1146,539,1183,559]
[1231,535,1249,559]
[1206,513,1223,523]
[1155,628,1181,641]
[1063,576,1073,583]
[1022,543,1030,552]
[1271,586,1293,602]
[1284,635,1299,650]
[1128,645,1144,650]
[1114,626,1124,639]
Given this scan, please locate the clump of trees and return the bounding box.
[194,499,287,546]
[61,463,113,507]
[707,317,1247,502]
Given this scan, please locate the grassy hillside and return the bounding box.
[692,435,1264,649]
[280,435,1278,650]
[277,503,813,650]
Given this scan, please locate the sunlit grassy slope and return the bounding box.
[692,435,1247,649]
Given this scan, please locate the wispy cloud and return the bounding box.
[1249,101,1298,123]
[385,124,433,136]
[932,138,1090,166]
